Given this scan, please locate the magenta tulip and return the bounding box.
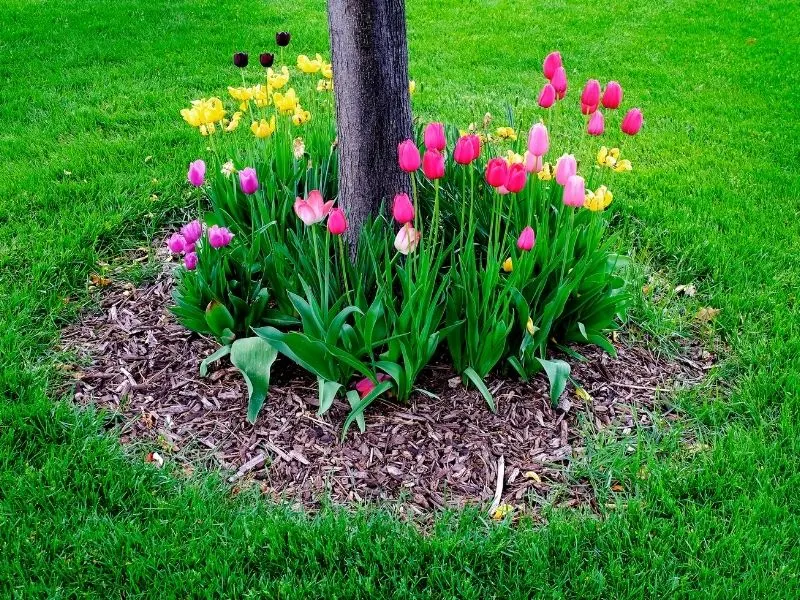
[468,134,481,160]
[327,208,348,235]
[238,167,259,195]
[621,108,643,135]
[394,224,421,255]
[208,225,234,248]
[580,79,601,114]
[398,140,422,172]
[587,111,605,136]
[505,163,528,193]
[538,83,556,108]
[485,157,509,188]
[423,122,446,152]
[527,123,549,157]
[555,154,577,185]
[187,159,206,187]
[453,136,475,165]
[181,219,202,245]
[184,252,198,270]
[543,51,562,80]
[167,233,185,254]
[392,193,415,224]
[355,373,391,398]
[601,81,623,109]
[551,67,568,98]
[517,226,535,251]
[422,149,445,179]
[563,175,586,207]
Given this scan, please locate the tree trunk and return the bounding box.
[327,0,413,248]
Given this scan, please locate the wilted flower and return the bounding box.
[394,225,421,255]
[392,193,415,225]
[621,108,643,135]
[184,252,198,270]
[294,190,334,226]
[181,220,202,245]
[555,154,577,185]
[276,31,291,46]
[291,107,312,126]
[238,167,259,195]
[208,225,234,248]
[601,81,623,109]
[233,52,248,68]
[398,140,421,172]
[613,159,632,173]
[221,160,235,178]
[225,111,242,132]
[167,233,185,254]
[422,149,445,179]
[563,175,586,207]
[250,116,276,138]
[517,226,535,251]
[327,208,348,235]
[293,137,305,159]
[187,159,206,187]
[259,52,275,68]
[316,79,333,92]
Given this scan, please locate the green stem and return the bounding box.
[337,235,352,305]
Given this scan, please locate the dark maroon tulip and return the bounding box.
[259,52,275,67]
[233,52,248,68]
[276,31,291,46]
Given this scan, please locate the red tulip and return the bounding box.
[398,140,421,172]
[580,80,601,115]
[517,226,535,251]
[587,111,604,136]
[485,158,509,188]
[468,134,481,160]
[392,193,415,224]
[453,136,475,165]
[327,207,348,235]
[621,108,643,135]
[423,122,446,151]
[543,51,562,80]
[422,149,445,179]
[551,67,568,99]
[505,163,528,193]
[538,83,556,108]
[601,81,623,109]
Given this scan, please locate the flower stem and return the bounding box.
[337,235,352,305]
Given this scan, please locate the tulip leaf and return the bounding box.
[535,357,571,407]
[229,336,279,424]
[205,301,236,338]
[463,367,496,413]
[342,380,392,439]
[318,378,342,416]
[199,345,230,377]
[345,390,366,434]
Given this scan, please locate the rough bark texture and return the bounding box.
[328,0,413,247]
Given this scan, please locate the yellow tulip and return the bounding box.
[273,88,299,114]
[526,317,536,336]
[322,63,333,79]
[267,66,290,89]
[495,126,517,141]
[505,150,524,165]
[180,97,225,129]
[502,257,513,273]
[225,111,242,132]
[408,80,416,95]
[228,86,253,102]
[613,159,632,173]
[537,162,553,181]
[316,79,333,92]
[291,108,311,126]
[596,146,609,166]
[584,185,613,211]
[297,54,323,74]
[250,116,276,138]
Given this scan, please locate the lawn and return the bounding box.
[1,0,799,596]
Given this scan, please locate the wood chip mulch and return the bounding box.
[61,266,714,516]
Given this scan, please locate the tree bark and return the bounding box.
[327,0,413,248]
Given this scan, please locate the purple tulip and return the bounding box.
[208,225,234,249]
[187,159,206,187]
[167,233,185,253]
[181,219,202,245]
[238,167,259,195]
[184,252,198,270]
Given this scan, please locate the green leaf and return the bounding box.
[254,327,338,381]
[205,301,235,337]
[229,337,279,423]
[318,378,342,416]
[535,357,571,407]
[342,380,393,439]
[345,390,366,434]
[199,345,230,377]
[463,367,496,413]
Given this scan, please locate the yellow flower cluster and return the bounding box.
[181,97,225,129]
[297,54,332,78]
[268,66,290,89]
[597,146,632,172]
[538,162,554,181]
[250,116,276,138]
[584,185,614,211]
[228,84,270,110]
[495,126,517,141]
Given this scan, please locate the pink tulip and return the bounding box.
[563,175,585,207]
[517,226,535,251]
[580,79,601,115]
[423,122,446,152]
[485,157,509,188]
[392,193,415,224]
[601,81,623,109]
[527,123,549,157]
[394,225,420,255]
[238,167,259,195]
[187,159,206,187]
[587,111,605,136]
[293,190,335,226]
[167,233,185,254]
[551,67,567,98]
[524,152,543,173]
[505,163,527,193]
[453,136,475,165]
[184,252,198,270]
[181,219,202,245]
[468,134,481,160]
[543,51,562,80]
[538,83,556,109]
[398,140,422,172]
[422,149,445,180]
[621,108,643,135]
[208,225,234,248]
[327,208,348,235]
[355,373,391,398]
[555,154,577,185]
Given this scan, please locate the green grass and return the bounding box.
[2,0,799,596]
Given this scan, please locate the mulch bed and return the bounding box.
[61,264,714,516]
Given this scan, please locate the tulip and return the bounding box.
[527,123,549,157]
[517,226,535,251]
[555,154,577,185]
[398,140,421,172]
[453,136,475,164]
[587,110,605,136]
[392,193,415,224]
[485,157,509,188]
[181,219,202,245]
[187,159,206,187]
[505,163,527,193]
[502,257,513,273]
[327,208,348,235]
[233,52,248,68]
[621,108,643,135]
[394,225,421,255]
[208,225,234,248]
[238,167,259,195]
[422,149,445,179]
[524,152,543,173]
[276,31,291,46]
[538,83,556,108]
[468,134,481,160]
[423,122,446,152]
[294,190,334,225]
[167,233,185,254]
[551,67,567,98]
[543,51,562,79]
[601,81,623,109]
[259,53,275,68]
[580,79,601,114]
[355,373,391,398]
[563,175,586,207]
[184,252,198,271]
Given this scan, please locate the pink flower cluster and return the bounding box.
[166,219,234,270]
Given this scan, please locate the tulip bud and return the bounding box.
[621,108,643,136]
[208,225,234,248]
[485,157,509,188]
[601,81,623,109]
[238,167,259,195]
[587,111,605,136]
[327,208,348,235]
[505,163,528,193]
[233,52,248,68]
[180,220,203,245]
[502,257,513,273]
[468,134,481,160]
[394,225,421,255]
[259,52,275,68]
[397,140,421,172]
[422,149,445,180]
[392,193,415,224]
[551,67,567,98]
[187,159,206,187]
[580,79,601,114]
[184,252,198,271]
[527,123,549,157]
[563,175,586,207]
[543,51,562,80]
[555,154,577,185]
[538,83,556,109]
[517,226,535,251]
[167,233,185,254]
[276,31,291,46]
[453,136,475,165]
[423,122,446,151]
